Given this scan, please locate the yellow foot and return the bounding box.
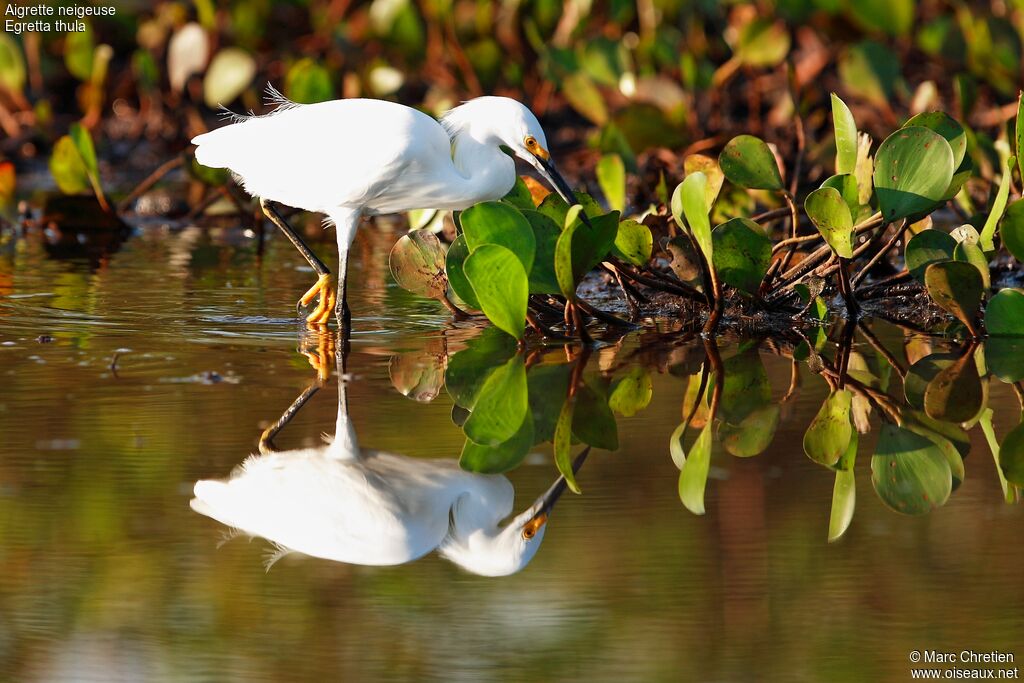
[298,273,337,326]
[299,331,337,383]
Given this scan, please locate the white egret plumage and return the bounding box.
[190,358,587,576]
[191,88,578,329]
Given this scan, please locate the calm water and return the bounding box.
[1,221,1022,682]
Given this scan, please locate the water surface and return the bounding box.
[1,223,1022,682]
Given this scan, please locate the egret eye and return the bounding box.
[522,527,535,540]
[524,136,537,150]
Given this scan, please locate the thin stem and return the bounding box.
[851,221,903,289]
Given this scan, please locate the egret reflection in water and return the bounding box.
[191,347,587,576]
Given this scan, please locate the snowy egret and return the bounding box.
[190,360,588,576]
[192,88,579,328]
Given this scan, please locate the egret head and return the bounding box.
[438,448,589,577]
[442,97,579,205]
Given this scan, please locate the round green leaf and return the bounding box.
[501,176,535,211]
[461,201,536,274]
[904,352,957,409]
[732,18,790,67]
[445,234,481,310]
[48,136,91,195]
[464,244,529,340]
[804,186,854,258]
[65,21,95,81]
[903,111,967,169]
[711,217,771,295]
[803,390,854,468]
[203,48,257,107]
[999,200,1024,263]
[838,41,900,107]
[905,229,956,281]
[562,72,608,125]
[719,405,779,457]
[611,219,653,267]
[389,230,448,299]
[998,421,1024,486]
[985,288,1024,337]
[285,58,335,103]
[463,356,529,447]
[924,357,983,423]
[952,241,990,289]
[986,337,1024,382]
[873,126,954,221]
[522,210,561,295]
[871,423,952,515]
[924,260,983,332]
[460,412,535,474]
[719,135,784,191]
[608,367,653,417]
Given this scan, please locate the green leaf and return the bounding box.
[444,328,517,408]
[608,367,653,417]
[464,245,529,340]
[719,405,779,457]
[952,241,990,289]
[203,48,257,107]
[711,217,771,295]
[904,353,958,409]
[389,230,448,299]
[873,126,954,221]
[463,356,529,447]
[871,423,952,515]
[48,136,91,195]
[554,206,620,299]
[537,193,569,226]
[64,21,95,81]
[821,173,864,221]
[673,172,713,261]
[68,123,98,177]
[732,18,790,67]
[553,400,581,494]
[678,422,713,515]
[445,234,481,310]
[527,363,571,443]
[980,153,1014,253]
[999,421,1024,486]
[831,93,858,175]
[0,34,26,94]
[903,111,967,169]
[502,176,535,211]
[986,337,1024,382]
[985,288,1024,337]
[719,135,784,191]
[803,390,854,468]
[611,219,653,267]
[923,356,983,423]
[905,230,957,281]
[838,41,900,107]
[998,199,1024,262]
[459,413,535,474]
[683,155,725,208]
[460,201,536,274]
[285,58,335,103]
[828,468,857,542]
[562,72,608,125]
[804,186,854,258]
[571,376,618,450]
[924,261,983,333]
[596,154,626,212]
[522,210,562,295]
[720,348,771,424]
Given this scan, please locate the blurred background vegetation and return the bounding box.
[3,0,1024,213]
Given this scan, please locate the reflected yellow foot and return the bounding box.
[300,330,337,383]
[299,273,337,326]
